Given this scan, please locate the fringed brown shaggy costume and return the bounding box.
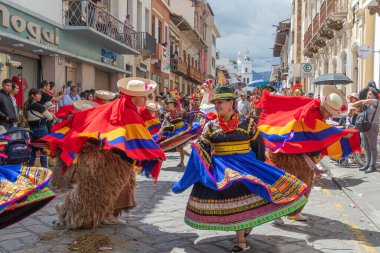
[268,151,314,215]
[56,142,136,229]
[51,149,76,190]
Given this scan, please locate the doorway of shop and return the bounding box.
[95,70,110,90]
[66,67,76,85]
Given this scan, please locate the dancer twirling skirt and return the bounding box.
[154,98,206,167]
[0,165,54,229]
[154,98,205,151]
[172,86,308,252]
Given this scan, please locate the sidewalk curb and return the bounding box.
[320,159,380,231]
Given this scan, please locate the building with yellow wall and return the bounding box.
[299,0,379,96]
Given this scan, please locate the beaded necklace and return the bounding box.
[169,109,180,120]
[217,113,239,133]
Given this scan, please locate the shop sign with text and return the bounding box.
[0,3,60,46]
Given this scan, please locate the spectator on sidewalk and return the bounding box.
[237,94,250,116]
[39,81,53,105]
[60,86,81,106]
[48,81,65,113]
[25,88,54,168]
[66,81,74,95]
[347,92,360,104]
[338,104,358,129]
[235,83,246,101]
[10,83,19,128]
[359,81,376,100]
[0,79,17,130]
[86,92,94,101]
[353,87,380,173]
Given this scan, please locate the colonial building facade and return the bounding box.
[273,0,380,95]
[1,0,220,99]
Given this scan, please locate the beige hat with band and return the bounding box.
[321,86,348,118]
[95,90,116,100]
[117,77,157,97]
[146,101,161,111]
[73,100,99,111]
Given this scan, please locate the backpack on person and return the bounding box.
[355,102,378,132]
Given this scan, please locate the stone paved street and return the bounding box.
[0,150,379,253]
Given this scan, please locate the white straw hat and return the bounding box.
[73,100,99,111]
[321,86,348,118]
[95,90,116,100]
[347,92,359,101]
[117,77,157,97]
[146,101,161,112]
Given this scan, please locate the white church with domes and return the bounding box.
[216,51,254,84]
[237,51,253,84]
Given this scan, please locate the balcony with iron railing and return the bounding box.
[303,0,348,56]
[136,32,156,56]
[63,0,139,54]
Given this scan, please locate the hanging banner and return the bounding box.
[161,45,170,74]
[200,49,205,74]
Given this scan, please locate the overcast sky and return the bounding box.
[207,0,292,72]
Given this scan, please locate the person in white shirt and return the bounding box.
[237,94,250,116]
[235,83,247,101]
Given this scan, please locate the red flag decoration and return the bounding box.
[42,95,166,179]
[93,98,104,105]
[54,105,76,119]
[256,90,360,159]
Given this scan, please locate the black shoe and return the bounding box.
[365,167,376,174]
[359,165,369,171]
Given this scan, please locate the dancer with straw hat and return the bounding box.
[94,90,116,105]
[256,86,360,224]
[43,77,165,229]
